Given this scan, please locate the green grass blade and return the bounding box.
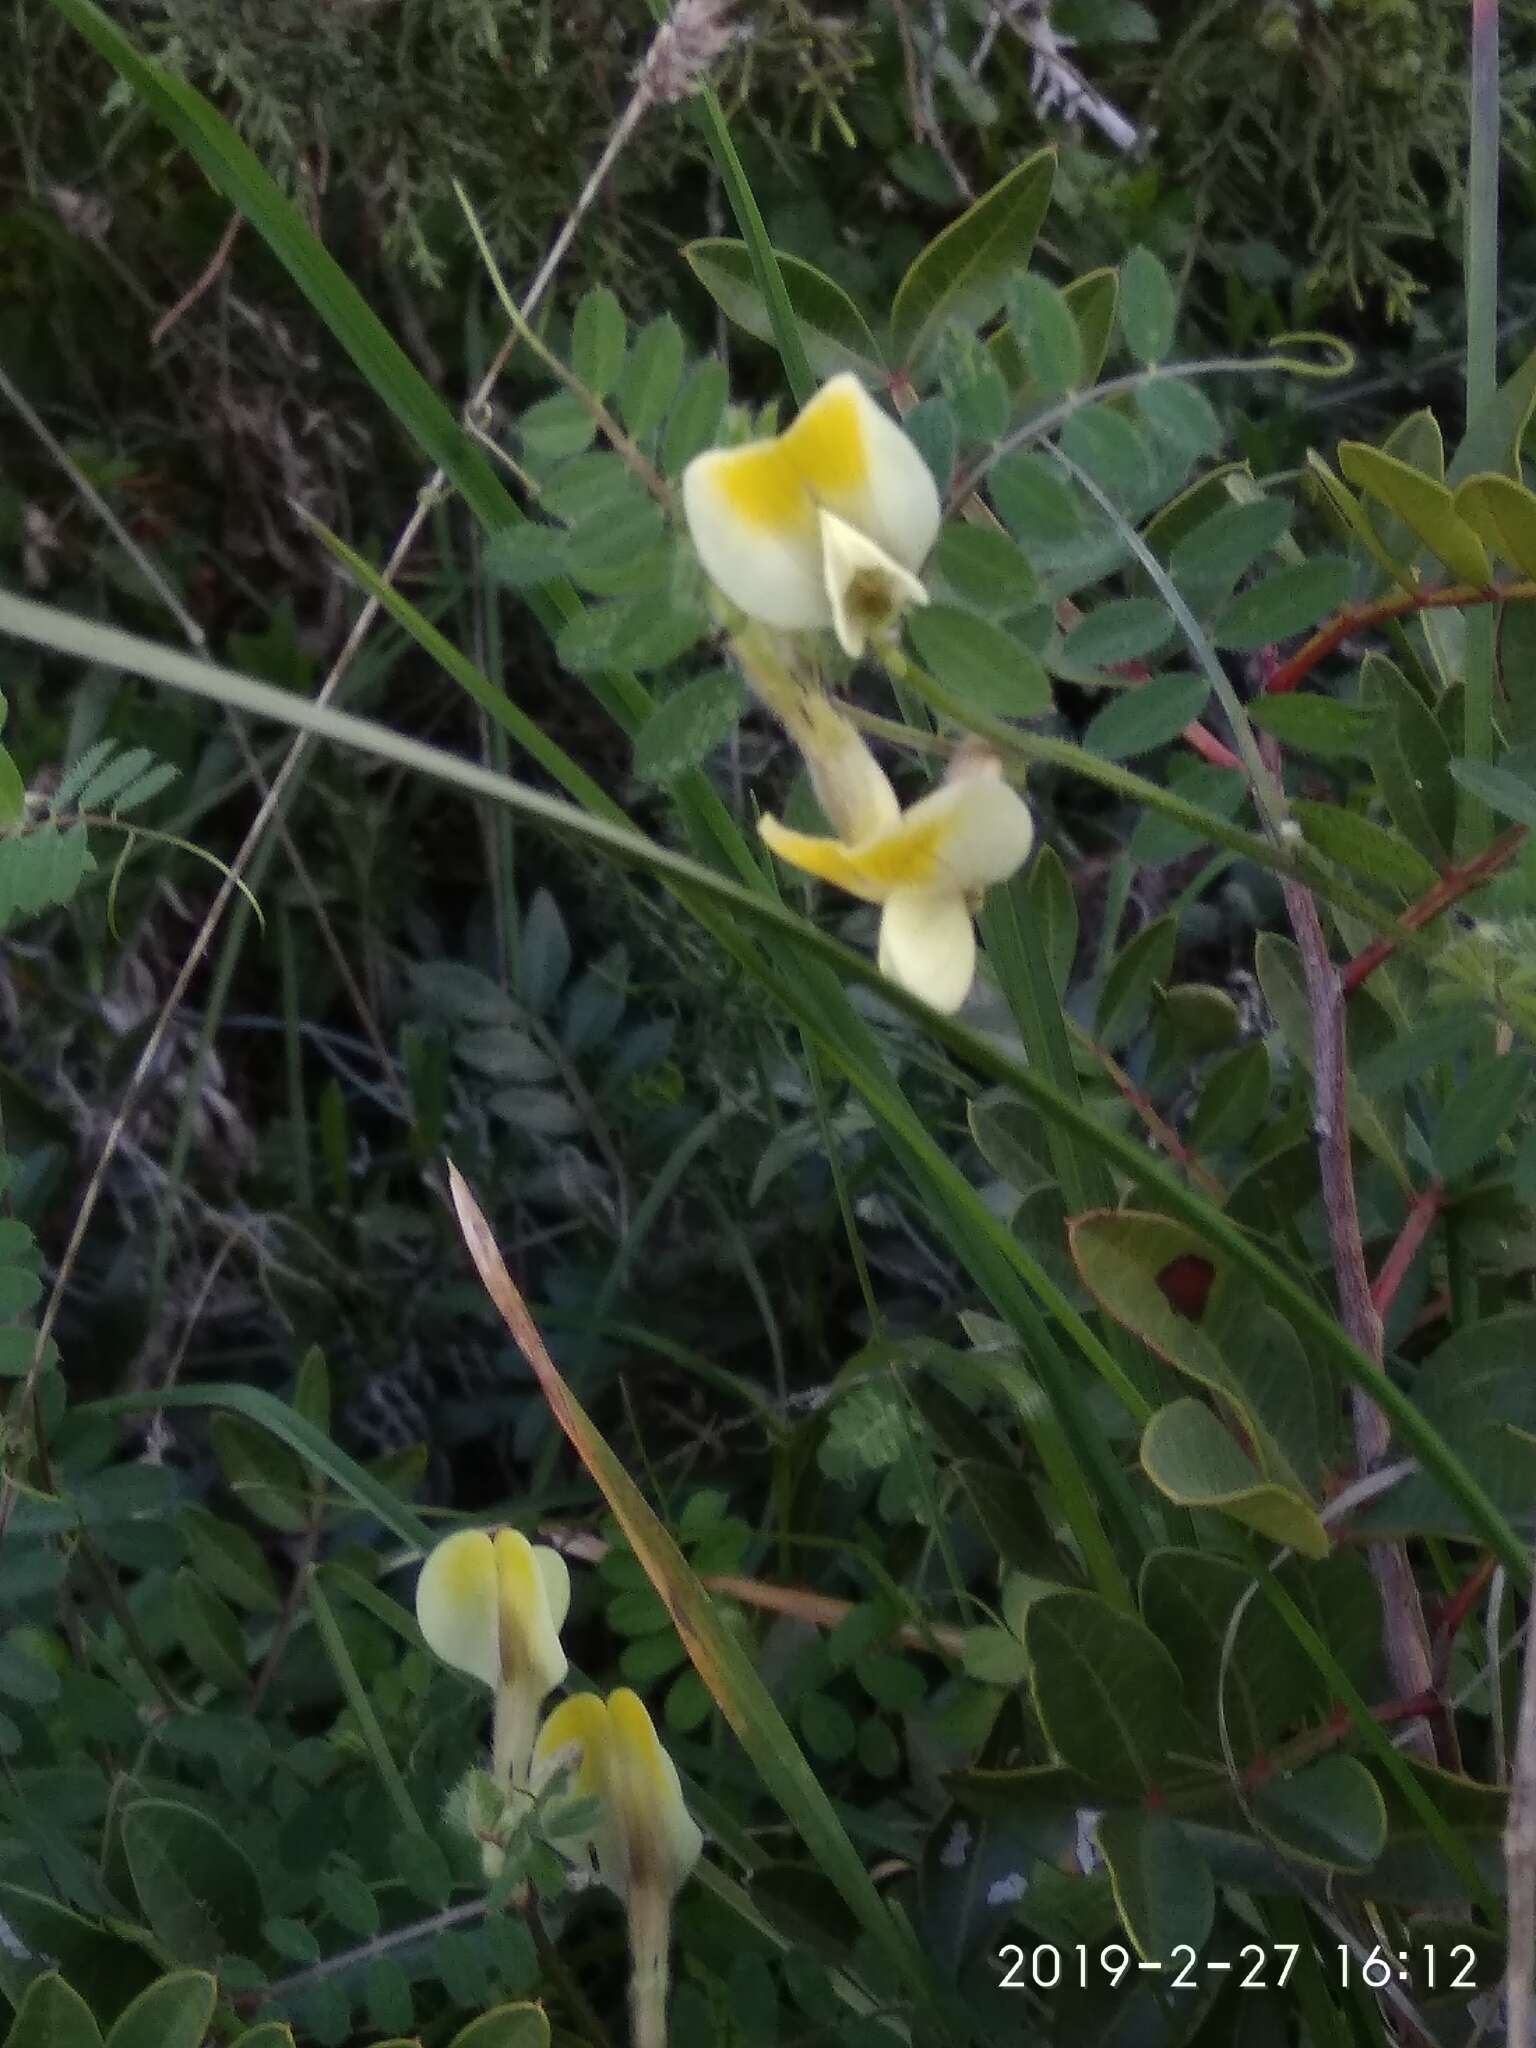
[77,1383,434,1552]
[306,1573,422,1836]
[12,591,1522,1581]
[448,1167,969,2042]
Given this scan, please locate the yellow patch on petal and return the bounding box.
[534,1691,609,1797]
[715,440,817,536]
[493,1528,568,1693]
[779,378,869,499]
[758,815,889,903]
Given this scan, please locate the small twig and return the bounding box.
[540,1527,966,1656]
[1342,827,1527,995]
[1507,1542,1536,2048]
[456,185,670,506]
[0,359,207,649]
[1370,1179,1446,1317]
[235,1898,489,2013]
[1085,1037,1225,1197]
[150,208,242,347]
[249,1504,325,1710]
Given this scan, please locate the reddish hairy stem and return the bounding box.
[1264,580,1536,697]
[1342,826,1528,995]
[1370,1180,1446,1317]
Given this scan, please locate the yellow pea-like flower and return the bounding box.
[534,1688,702,2048]
[682,372,941,657]
[759,725,1036,1014]
[533,1686,702,1902]
[415,1527,570,1789]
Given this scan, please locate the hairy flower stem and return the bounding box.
[627,1884,673,2048]
[493,1682,539,1792]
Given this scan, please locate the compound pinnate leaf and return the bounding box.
[1252,1756,1386,1873]
[445,2003,552,2048]
[121,1799,263,1965]
[1097,1809,1214,1962]
[1338,442,1491,586]
[1140,1399,1330,1558]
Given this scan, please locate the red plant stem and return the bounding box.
[1433,1555,1496,1687]
[1342,826,1528,995]
[1370,1180,1446,1316]
[1091,1040,1226,1196]
[1264,579,1535,697]
[1181,719,1242,770]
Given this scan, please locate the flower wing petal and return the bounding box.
[758,813,892,903]
[415,1528,500,1690]
[682,444,829,630]
[878,889,978,1012]
[493,1528,569,1693]
[784,373,941,573]
[534,1544,572,1635]
[892,770,1036,891]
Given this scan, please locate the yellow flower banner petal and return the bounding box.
[682,373,940,643]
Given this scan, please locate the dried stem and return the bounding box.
[234,1898,488,2014]
[1279,855,1438,1760]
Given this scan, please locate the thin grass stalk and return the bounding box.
[1463,0,1502,848]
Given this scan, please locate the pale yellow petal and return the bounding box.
[889,768,1036,892]
[878,889,978,1012]
[531,1691,617,1881]
[532,1691,609,1797]
[759,813,891,904]
[818,510,930,659]
[607,1688,703,1897]
[681,445,828,631]
[782,696,901,843]
[493,1528,568,1694]
[534,1544,572,1635]
[782,373,941,574]
[415,1528,500,1690]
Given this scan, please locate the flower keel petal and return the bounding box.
[878,889,978,1012]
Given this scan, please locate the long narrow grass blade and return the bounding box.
[13,593,1526,1581]
[445,1166,965,2041]
[78,1384,434,1552]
